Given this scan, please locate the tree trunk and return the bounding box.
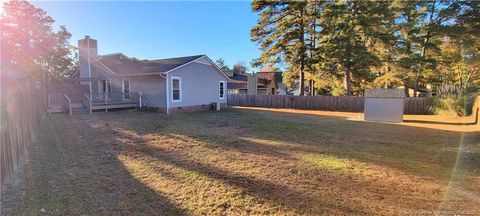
[312,80,315,96]
[404,40,412,97]
[413,78,418,97]
[299,7,305,96]
[414,2,434,98]
[413,65,420,98]
[300,66,305,96]
[308,80,313,96]
[307,6,317,97]
[344,70,352,96]
[404,82,409,97]
[413,35,429,98]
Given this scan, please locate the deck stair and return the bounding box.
[72,107,89,114]
[71,102,84,108]
[47,105,65,114]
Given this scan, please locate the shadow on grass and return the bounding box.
[0,116,187,216]
[103,109,480,180]
[404,119,477,126]
[85,109,480,213]
[108,127,365,215]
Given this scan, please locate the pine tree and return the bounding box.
[250,1,478,97]
[412,0,461,96]
[215,58,230,72]
[318,1,393,96]
[232,61,248,74]
[429,1,480,95]
[251,0,311,95]
[392,0,425,96]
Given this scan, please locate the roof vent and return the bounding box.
[85,35,90,39]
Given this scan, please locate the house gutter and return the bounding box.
[117,72,163,77]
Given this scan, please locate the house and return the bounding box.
[69,35,229,114]
[397,85,434,97]
[227,68,286,95]
[256,71,286,95]
[226,72,250,95]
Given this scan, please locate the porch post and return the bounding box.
[138,93,142,110]
[166,74,170,114]
[104,93,107,112]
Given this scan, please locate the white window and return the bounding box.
[172,76,181,102]
[219,81,225,99]
[122,79,130,100]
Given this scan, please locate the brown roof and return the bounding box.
[365,89,405,98]
[256,72,283,83]
[98,54,204,76]
[227,72,283,90]
[227,82,247,89]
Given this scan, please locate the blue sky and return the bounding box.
[32,1,260,71]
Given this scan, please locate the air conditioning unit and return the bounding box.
[210,102,220,111]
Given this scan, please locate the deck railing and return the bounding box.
[48,94,64,107]
[48,94,72,115]
[83,93,141,113]
[63,95,72,116]
[83,93,93,114]
[88,93,139,105]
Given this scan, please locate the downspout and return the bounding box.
[225,79,228,107]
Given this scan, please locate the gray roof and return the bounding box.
[98,54,204,76]
[365,89,405,98]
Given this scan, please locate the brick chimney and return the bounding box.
[78,35,97,79]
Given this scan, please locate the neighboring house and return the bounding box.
[256,71,286,95]
[72,35,230,114]
[226,72,249,95]
[397,85,434,98]
[227,70,286,95]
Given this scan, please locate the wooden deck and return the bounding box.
[83,93,141,113]
[90,101,137,110]
[48,93,141,114]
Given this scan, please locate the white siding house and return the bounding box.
[75,35,230,114]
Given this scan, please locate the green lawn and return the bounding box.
[1,108,479,215]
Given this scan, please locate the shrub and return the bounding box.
[429,95,476,116]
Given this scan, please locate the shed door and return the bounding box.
[364,98,404,122]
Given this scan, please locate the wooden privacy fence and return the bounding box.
[227,94,433,114]
[404,97,433,115]
[1,75,45,189]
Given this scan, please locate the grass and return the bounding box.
[1,107,479,215]
[302,154,356,173]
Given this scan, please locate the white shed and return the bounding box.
[364,89,405,123]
